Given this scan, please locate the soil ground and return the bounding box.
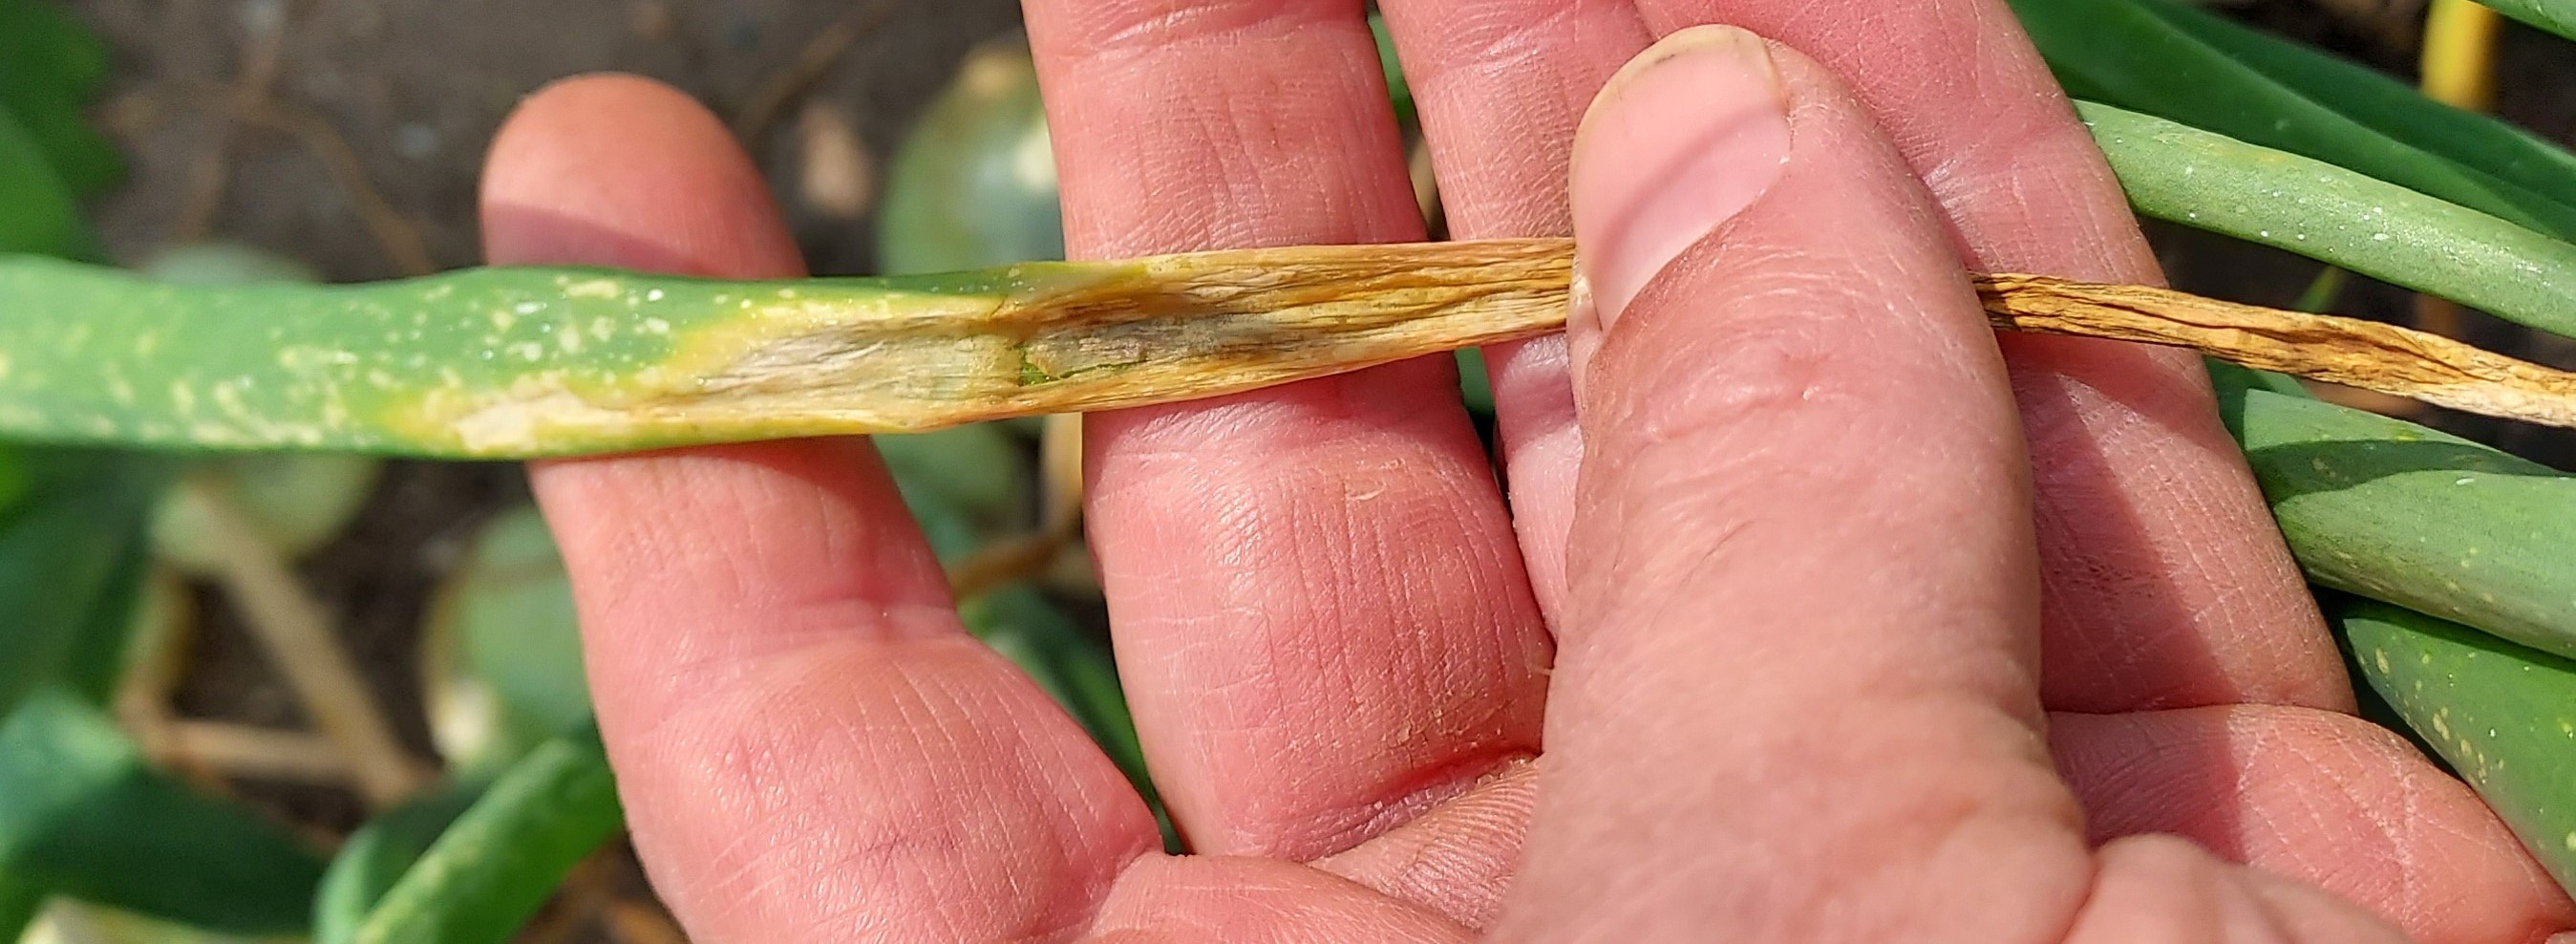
[50,0,2576,939]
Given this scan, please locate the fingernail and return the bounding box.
[1570,26,1790,335]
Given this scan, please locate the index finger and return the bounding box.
[1024,0,1557,862]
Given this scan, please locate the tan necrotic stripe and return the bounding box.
[938,238,2576,431]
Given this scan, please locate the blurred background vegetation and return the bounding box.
[3,0,2574,940]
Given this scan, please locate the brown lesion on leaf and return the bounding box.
[432,241,1574,453]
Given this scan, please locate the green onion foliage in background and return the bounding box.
[2475,0,2576,40]
[1,3,332,939]
[9,1,2576,939]
[2016,0,2576,241]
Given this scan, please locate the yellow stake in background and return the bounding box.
[2424,0,2503,112]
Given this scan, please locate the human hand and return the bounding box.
[478,3,2575,941]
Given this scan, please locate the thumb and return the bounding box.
[1503,26,2081,939]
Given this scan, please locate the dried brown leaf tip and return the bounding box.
[1187,239,2576,430]
[1974,274,2576,427]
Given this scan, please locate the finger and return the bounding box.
[2054,707,2576,944]
[2066,835,2412,944]
[482,75,1158,938]
[1374,0,1652,623]
[1628,0,2344,712]
[1088,858,1475,943]
[1499,30,2091,939]
[1026,0,1552,859]
[1309,760,1542,930]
